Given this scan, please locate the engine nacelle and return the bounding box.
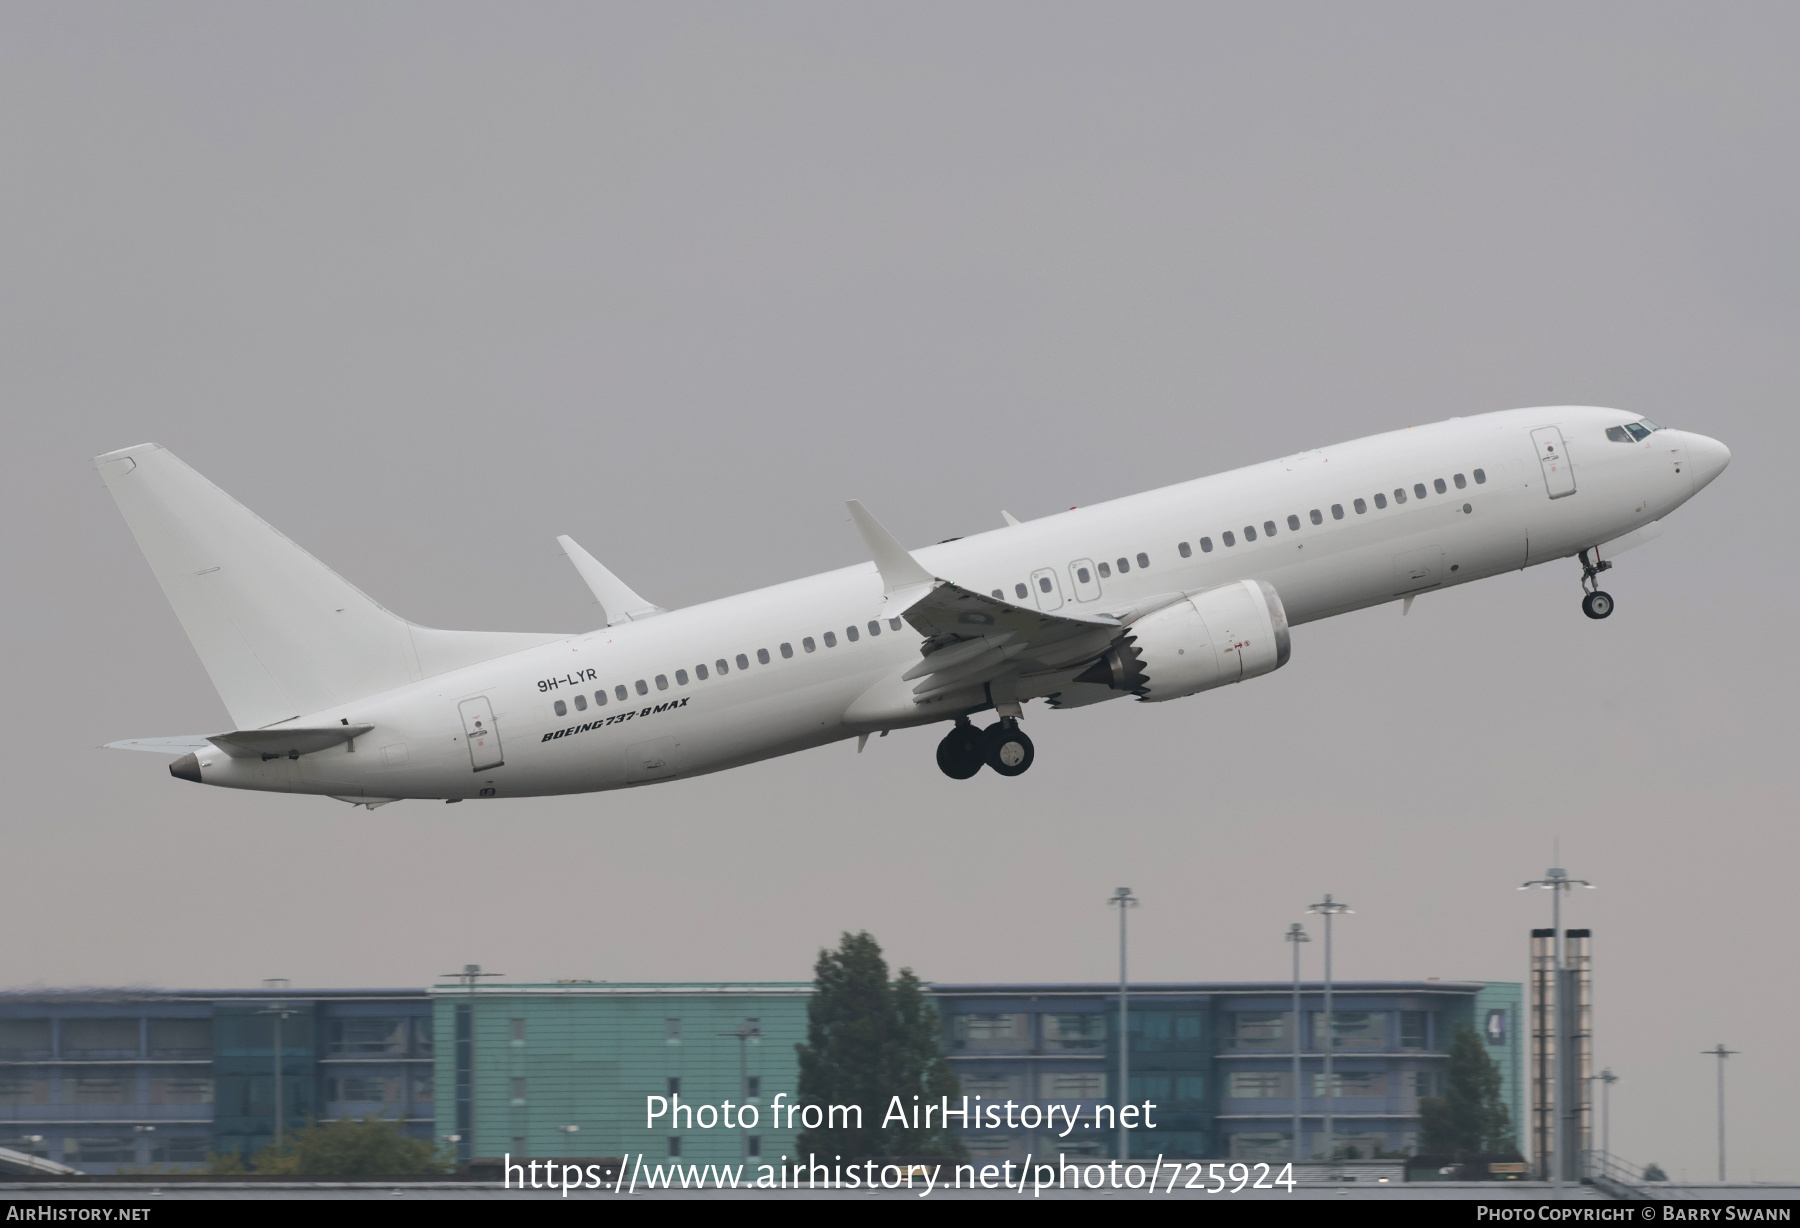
[1076,580,1291,702]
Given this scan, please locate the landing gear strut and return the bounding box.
[1578,548,1614,620]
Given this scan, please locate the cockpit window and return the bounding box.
[1624,422,1653,441]
[1638,418,1660,431]
[1606,427,1632,443]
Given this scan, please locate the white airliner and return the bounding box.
[99,406,1727,803]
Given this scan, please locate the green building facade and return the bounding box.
[431,982,810,1164]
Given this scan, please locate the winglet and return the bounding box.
[557,536,664,626]
[846,501,936,598]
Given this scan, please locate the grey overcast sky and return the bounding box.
[2,2,1794,1179]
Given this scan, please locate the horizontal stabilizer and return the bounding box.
[208,725,373,760]
[94,444,565,729]
[105,735,215,754]
[556,536,663,626]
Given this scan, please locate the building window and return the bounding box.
[665,1019,681,1040]
[1313,1010,1386,1051]
[1227,1071,1292,1099]
[1227,1011,1290,1050]
[61,1019,139,1058]
[1042,1014,1106,1051]
[746,1136,761,1157]
[510,1018,526,1043]
[509,1078,527,1105]
[667,1077,680,1096]
[1039,1072,1106,1100]
[951,1013,1028,1051]
[1311,1071,1388,1097]
[668,1138,682,1157]
[328,1019,406,1056]
[746,1075,761,1098]
[1399,1011,1428,1049]
[147,1019,211,1060]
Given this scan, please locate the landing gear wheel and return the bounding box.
[936,721,985,780]
[981,719,1035,777]
[1582,591,1614,620]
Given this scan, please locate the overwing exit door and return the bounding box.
[1530,427,1577,499]
[1029,567,1064,611]
[459,697,504,772]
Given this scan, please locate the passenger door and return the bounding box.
[1030,567,1064,611]
[458,697,504,772]
[1530,427,1577,499]
[1067,559,1102,603]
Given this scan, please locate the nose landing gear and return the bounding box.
[1578,547,1615,620]
[935,717,1036,779]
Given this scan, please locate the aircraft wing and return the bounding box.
[846,501,1123,704]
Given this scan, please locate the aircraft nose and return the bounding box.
[1688,433,1731,491]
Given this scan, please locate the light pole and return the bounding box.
[720,1019,761,1161]
[256,1003,300,1150]
[1703,1044,1737,1182]
[1306,895,1351,1164]
[1520,866,1593,1192]
[1285,923,1310,1163]
[1108,887,1139,1161]
[439,964,502,1167]
[1596,1069,1617,1164]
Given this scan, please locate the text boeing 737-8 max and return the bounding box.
[98,406,1728,805]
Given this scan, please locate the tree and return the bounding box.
[210,1117,451,1176]
[1419,1022,1515,1157]
[1642,1162,1668,1182]
[794,931,964,1160]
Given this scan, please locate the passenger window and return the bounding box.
[822,632,836,647]
[1454,473,1466,489]
[991,589,1003,599]
[846,625,859,642]
[1263,521,1276,537]
[889,618,902,630]
[1178,542,1191,558]
[574,694,587,711]
[1136,552,1149,568]
[1097,562,1112,578]
[1373,494,1386,509]
[1434,478,1447,494]
[595,690,607,706]
[1038,576,1053,592]
[1243,526,1256,541]
[735,654,748,671]
[802,637,815,653]
[1414,483,1427,499]
[1331,504,1343,519]
[1014,583,1028,598]
[1116,558,1130,573]
[696,664,708,680]
[1394,488,1407,504]
[867,622,880,637]
[615,685,628,701]
[716,659,729,675]
[1308,509,1321,525]
[636,679,648,695]
[757,649,770,664]
[656,674,669,690]
[1200,537,1213,552]
[1353,499,1365,514]
[1076,566,1091,583]
[1473,468,1486,484]
[675,669,688,685]
[1606,426,1632,443]
[1223,531,1236,546]
[779,643,792,659]
[554,699,567,716]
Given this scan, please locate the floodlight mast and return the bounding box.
[1284,923,1310,1164]
[1519,867,1593,1192]
[1108,887,1139,1162]
[1306,895,1351,1164]
[1703,1044,1738,1182]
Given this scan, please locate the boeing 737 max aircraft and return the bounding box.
[98,406,1727,805]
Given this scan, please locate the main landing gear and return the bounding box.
[1578,547,1614,620]
[936,717,1035,779]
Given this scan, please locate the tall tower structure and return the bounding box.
[1529,928,1592,1178]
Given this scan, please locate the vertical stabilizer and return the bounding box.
[95,445,563,729]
